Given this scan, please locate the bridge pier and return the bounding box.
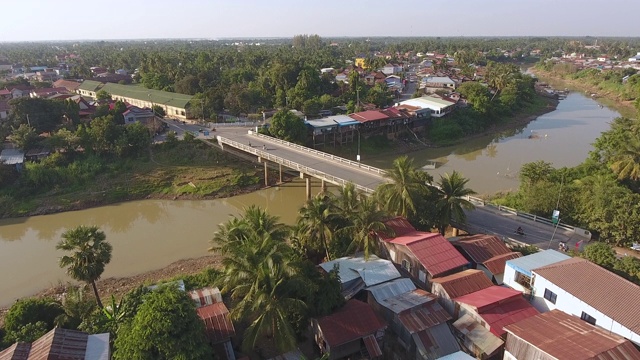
[264,160,268,187]
[300,172,312,200]
[320,179,326,193]
[279,164,283,184]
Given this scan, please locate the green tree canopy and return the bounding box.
[113,285,212,360]
[3,298,64,343]
[269,109,307,144]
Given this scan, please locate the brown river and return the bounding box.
[0,92,621,306]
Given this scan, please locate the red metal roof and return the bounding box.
[317,299,386,347]
[383,217,417,239]
[454,286,523,312]
[189,287,223,308]
[27,328,88,360]
[478,297,539,337]
[348,110,389,123]
[482,252,522,275]
[0,89,11,96]
[390,232,469,277]
[399,301,451,333]
[379,107,404,119]
[432,269,494,299]
[362,334,382,358]
[505,310,640,360]
[197,302,236,344]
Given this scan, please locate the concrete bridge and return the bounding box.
[214,128,590,250]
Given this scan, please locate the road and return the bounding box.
[211,126,585,251]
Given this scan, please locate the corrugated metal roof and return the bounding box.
[101,83,193,109]
[533,257,640,334]
[197,302,236,344]
[390,232,469,277]
[504,310,640,360]
[319,255,401,287]
[454,286,523,312]
[413,323,461,360]
[0,149,24,165]
[77,80,103,92]
[0,342,31,360]
[189,287,223,308]
[506,249,570,276]
[432,269,494,299]
[436,351,476,360]
[383,217,417,238]
[84,333,109,360]
[476,297,539,337]
[383,289,436,315]
[316,300,386,347]
[397,97,454,111]
[348,110,389,123]
[305,114,358,129]
[367,278,416,304]
[362,334,382,358]
[482,252,522,275]
[28,328,88,360]
[452,314,504,355]
[398,300,451,333]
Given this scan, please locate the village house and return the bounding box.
[305,114,360,148]
[396,96,456,118]
[421,76,456,93]
[0,148,24,171]
[379,217,469,290]
[0,327,110,360]
[531,257,640,345]
[503,310,640,360]
[502,249,570,294]
[381,63,402,75]
[366,278,461,359]
[629,52,640,62]
[311,299,386,360]
[452,313,504,359]
[431,269,494,316]
[29,87,69,98]
[0,100,10,119]
[189,287,236,360]
[53,79,82,92]
[5,85,35,99]
[451,234,522,284]
[123,105,155,124]
[318,254,402,300]
[77,80,103,98]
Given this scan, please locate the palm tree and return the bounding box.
[333,182,361,221]
[610,135,640,181]
[57,225,113,308]
[435,171,477,235]
[376,156,429,218]
[297,194,336,262]
[338,195,392,259]
[55,286,96,329]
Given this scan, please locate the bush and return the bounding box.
[4,298,64,343]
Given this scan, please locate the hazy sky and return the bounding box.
[1,0,638,41]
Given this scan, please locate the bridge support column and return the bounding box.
[320,179,326,193]
[279,164,283,184]
[305,177,312,200]
[264,160,269,187]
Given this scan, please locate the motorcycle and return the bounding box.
[514,229,526,237]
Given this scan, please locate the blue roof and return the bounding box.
[506,249,571,276]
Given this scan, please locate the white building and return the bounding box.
[396,96,456,118]
[531,257,640,345]
[503,249,570,293]
[381,63,402,75]
[629,52,640,62]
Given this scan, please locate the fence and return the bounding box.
[247,131,387,177]
[216,135,375,194]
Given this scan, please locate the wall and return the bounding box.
[503,264,527,292]
[431,283,456,316]
[531,274,640,345]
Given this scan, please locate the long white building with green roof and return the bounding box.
[77,80,193,119]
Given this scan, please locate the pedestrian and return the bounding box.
[263,144,266,150]
[248,142,252,147]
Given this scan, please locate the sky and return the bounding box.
[0,0,638,42]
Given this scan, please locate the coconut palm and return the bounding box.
[57,225,113,308]
[610,135,640,181]
[333,182,361,220]
[376,156,430,218]
[435,171,477,235]
[297,194,336,262]
[338,195,392,259]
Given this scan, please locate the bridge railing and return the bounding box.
[464,195,591,239]
[247,131,387,177]
[217,135,374,195]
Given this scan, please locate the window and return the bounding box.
[543,288,557,304]
[581,312,597,325]
[401,259,411,272]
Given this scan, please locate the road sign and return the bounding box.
[552,210,560,225]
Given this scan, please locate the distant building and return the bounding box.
[629,52,640,62]
[123,105,155,124]
[396,96,457,118]
[421,76,456,93]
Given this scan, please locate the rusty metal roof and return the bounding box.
[0,343,31,360]
[482,252,522,275]
[432,269,494,299]
[453,314,504,356]
[477,297,539,337]
[504,310,640,360]
[316,299,386,347]
[196,302,236,344]
[398,300,451,333]
[454,234,514,263]
[413,324,461,359]
[362,334,382,357]
[383,217,417,238]
[533,258,640,334]
[390,232,469,277]
[28,328,88,360]
[454,286,523,312]
[381,288,436,315]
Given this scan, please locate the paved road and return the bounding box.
[213,127,586,251]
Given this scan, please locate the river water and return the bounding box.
[0,92,620,306]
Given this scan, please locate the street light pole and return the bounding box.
[355,127,361,164]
